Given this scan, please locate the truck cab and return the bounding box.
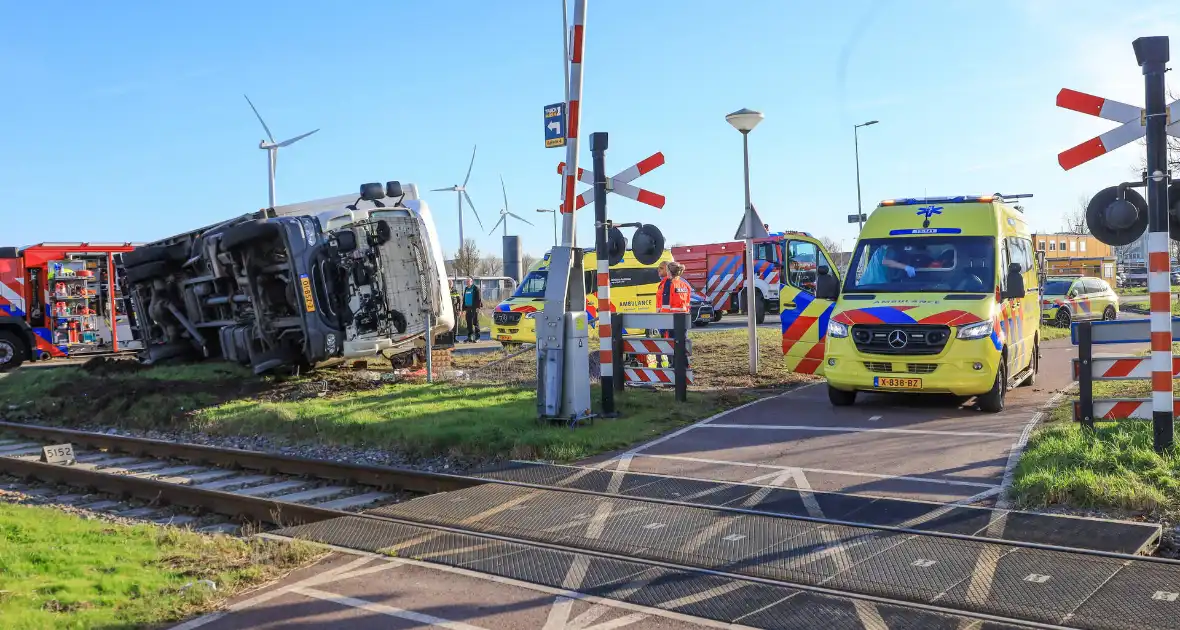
[815,195,1042,413]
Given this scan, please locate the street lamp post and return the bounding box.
[853,120,879,232]
[536,208,558,246]
[726,108,764,375]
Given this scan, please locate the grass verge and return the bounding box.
[1011,378,1180,514]
[1038,324,1071,342]
[0,502,324,629]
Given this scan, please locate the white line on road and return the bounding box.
[694,424,1019,438]
[637,454,1000,489]
[293,587,490,630]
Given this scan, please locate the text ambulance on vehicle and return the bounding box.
[491,248,673,346]
[806,194,1044,413]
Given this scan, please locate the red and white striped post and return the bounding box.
[1139,37,1174,451]
[590,131,614,414]
[559,0,587,245]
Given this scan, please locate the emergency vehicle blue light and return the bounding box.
[879,196,996,206]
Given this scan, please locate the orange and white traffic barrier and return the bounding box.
[624,367,694,385]
[1072,355,1180,380]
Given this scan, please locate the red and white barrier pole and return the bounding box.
[559,0,587,246]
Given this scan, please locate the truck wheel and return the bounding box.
[221,220,281,251]
[978,359,1007,413]
[0,330,28,372]
[125,260,170,284]
[739,290,767,325]
[123,244,186,268]
[710,311,722,323]
[828,385,856,406]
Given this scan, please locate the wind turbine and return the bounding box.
[431,145,483,252]
[489,175,534,236]
[244,95,319,208]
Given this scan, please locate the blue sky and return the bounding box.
[1,1,1178,257]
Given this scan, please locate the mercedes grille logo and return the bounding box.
[887,330,909,349]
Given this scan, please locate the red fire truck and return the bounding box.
[0,243,140,369]
[671,231,822,325]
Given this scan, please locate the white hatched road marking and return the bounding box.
[696,424,1018,439]
[637,453,999,489]
[294,587,489,630]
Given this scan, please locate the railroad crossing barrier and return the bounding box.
[609,312,690,402]
[1071,318,1180,427]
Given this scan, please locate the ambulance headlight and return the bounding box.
[957,320,994,340]
[828,320,849,338]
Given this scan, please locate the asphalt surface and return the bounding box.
[171,313,1149,629]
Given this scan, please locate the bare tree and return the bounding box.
[1061,194,1090,234]
[477,254,503,276]
[817,236,843,256]
[452,239,481,278]
[521,252,538,271]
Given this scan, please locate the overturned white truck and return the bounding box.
[123,181,454,373]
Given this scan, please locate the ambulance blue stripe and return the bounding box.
[817,302,834,340]
[779,291,814,333]
[855,306,918,324]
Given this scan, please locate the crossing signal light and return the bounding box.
[632,224,666,266]
[1086,186,1148,246]
[607,226,627,265]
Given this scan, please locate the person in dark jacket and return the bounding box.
[461,277,482,343]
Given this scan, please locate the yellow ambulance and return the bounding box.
[491,248,673,346]
[809,194,1042,413]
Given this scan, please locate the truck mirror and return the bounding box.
[815,266,839,300]
[360,183,386,201]
[385,181,403,199]
[1002,263,1025,300]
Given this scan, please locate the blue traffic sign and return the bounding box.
[544,103,566,148]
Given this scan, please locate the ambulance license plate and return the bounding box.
[874,377,922,389]
[497,335,512,341]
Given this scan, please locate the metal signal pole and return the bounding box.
[1134,36,1173,452]
[591,132,614,415]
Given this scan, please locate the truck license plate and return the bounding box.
[874,377,922,389]
[299,274,316,312]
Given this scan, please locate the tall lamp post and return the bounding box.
[536,208,558,246]
[853,120,879,232]
[726,108,764,375]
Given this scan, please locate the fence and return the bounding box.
[1071,318,1180,427]
[610,312,691,403]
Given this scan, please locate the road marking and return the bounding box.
[637,454,1000,489]
[1023,574,1052,583]
[696,424,1019,438]
[996,389,1069,509]
[293,587,489,629]
[619,387,810,457]
[788,468,823,518]
[607,454,633,494]
[167,556,399,629]
[740,469,794,506]
[1154,591,1179,601]
[543,595,649,630]
[255,535,750,630]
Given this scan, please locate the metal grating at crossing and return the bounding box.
[475,462,1160,554]
[361,483,1180,629]
[275,515,1026,629]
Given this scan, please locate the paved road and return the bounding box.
[178,314,1151,629]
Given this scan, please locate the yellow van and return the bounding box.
[814,195,1041,413]
[492,248,673,345]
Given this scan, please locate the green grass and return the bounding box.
[0,503,324,629]
[1038,324,1071,342]
[195,383,746,462]
[1011,378,1180,513]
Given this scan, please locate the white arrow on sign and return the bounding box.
[548,121,562,135]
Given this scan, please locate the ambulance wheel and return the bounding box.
[978,359,1007,413]
[828,385,856,406]
[0,330,27,372]
[1020,342,1038,387]
[1055,309,1071,328]
[1103,306,1117,321]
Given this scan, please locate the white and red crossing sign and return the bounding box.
[558,152,665,210]
[620,337,692,355]
[623,366,694,385]
[1056,88,1180,170]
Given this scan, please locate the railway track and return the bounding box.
[0,420,481,529]
[3,420,1176,629]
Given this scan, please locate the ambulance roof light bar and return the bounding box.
[878,193,1035,207]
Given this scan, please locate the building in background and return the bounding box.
[1032,233,1116,283]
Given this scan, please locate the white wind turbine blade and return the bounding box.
[489,214,505,235]
[430,186,457,192]
[506,211,534,226]
[243,94,275,143]
[462,145,477,187]
[462,189,484,228]
[500,175,509,212]
[275,129,319,148]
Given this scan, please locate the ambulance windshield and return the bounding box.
[844,236,995,293]
[514,270,547,298]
